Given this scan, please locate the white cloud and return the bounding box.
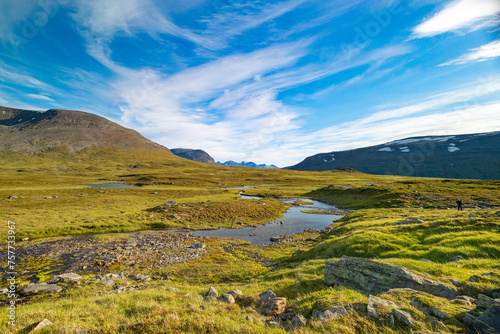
[0,0,39,41]
[412,0,500,38]
[0,61,51,89]
[440,40,500,66]
[26,94,54,101]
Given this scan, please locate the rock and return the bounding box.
[476,294,500,309]
[368,295,398,318]
[312,306,349,322]
[469,214,477,218]
[477,305,500,333]
[30,319,53,332]
[100,279,114,286]
[0,287,9,294]
[259,289,276,303]
[447,279,462,287]
[394,217,424,225]
[163,201,177,206]
[50,273,83,283]
[218,293,235,304]
[204,286,218,300]
[463,312,497,334]
[245,316,253,322]
[227,289,242,296]
[189,243,206,249]
[170,214,182,219]
[325,256,458,299]
[264,297,287,315]
[449,255,464,262]
[125,238,138,248]
[393,309,414,327]
[290,313,307,329]
[410,298,449,320]
[167,287,179,292]
[22,237,29,241]
[267,320,280,327]
[481,272,494,277]
[468,275,481,283]
[20,284,62,296]
[388,315,395,329]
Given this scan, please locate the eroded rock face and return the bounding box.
[325,256,458,299]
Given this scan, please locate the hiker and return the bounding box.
[456,199,463,211]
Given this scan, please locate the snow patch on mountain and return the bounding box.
[378,147,393,152]
[448,143,460,152]
[399,146,410,153]
[386,135,455,145]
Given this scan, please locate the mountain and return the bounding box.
[171,148,216,164]
[0,105,169,154]
[287,132,500,180]
[217,161,279,169]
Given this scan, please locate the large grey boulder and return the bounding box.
[325,256,458,299]
[50,273,83,283]
[20,283,62,295]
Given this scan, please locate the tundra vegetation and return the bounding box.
[0,148,499,333]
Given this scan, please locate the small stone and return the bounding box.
[0,288,8,294]
[218,293,235,304]
[481,272,494,277]
[264,297,287,316]
[468,275,481,283]
[450,256,464,262]
[259,289,276,303]
[368,295,398,318]
[204,286,218,300]
[100,279,114,286]
[227,289,242,296]
[393,309,414,327]
[388,315,395,329]
[245,316,253,322]
[267,320,279,328]
[22,237,29,241]
[167,287,179,292]
[30,319,53,331]
[290,313,307,329]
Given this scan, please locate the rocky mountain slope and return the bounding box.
[0,105,169,154]
[171,148,216,164]
[287,132,500,180]
[217,161,279,169]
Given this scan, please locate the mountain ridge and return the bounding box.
[287,131,500,180]
[0,105,169,154]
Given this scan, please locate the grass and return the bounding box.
[0,148,499,333]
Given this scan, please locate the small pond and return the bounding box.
[192,196,343,244]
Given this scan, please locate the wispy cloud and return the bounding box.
[26,93,54,101]
[412,0,500,38]
[0,61,51,89]
[440,40,500,66]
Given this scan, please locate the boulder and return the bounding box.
[393,309,414,327]
[410,298,449,320]
[100,279,114,286]
[204,286,218,301]
[30,319,53,332]
[290,313,307,329]
[50,273,83,283]
[367,295,398,318]
[259,289,276,303]
[20,284,62,296]
[325,256,458,299]
[218,293,235,304]
[476,294,500,309]
[264,297,286,315]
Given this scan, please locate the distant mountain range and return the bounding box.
[217,161,279,169]
[287,132,500,180]
[170,148,216,164]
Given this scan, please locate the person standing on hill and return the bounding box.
[456,199,463,211]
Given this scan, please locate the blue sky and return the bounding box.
[0,0,499,166]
